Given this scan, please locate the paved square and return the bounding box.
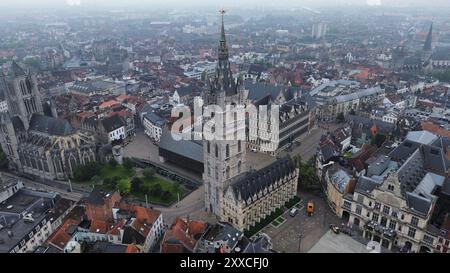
[260,192,341,253]
[308,231,369,253]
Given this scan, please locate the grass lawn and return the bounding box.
[89,165,186,206]
[271,216,286,227]
[99,165,135,180]
[140,175,186,205]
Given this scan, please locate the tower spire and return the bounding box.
[218,8,228,61]
[423,22,433,52]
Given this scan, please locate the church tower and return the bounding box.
[0,61,44,130]
[422,23,433,62]
[203,10,247,216]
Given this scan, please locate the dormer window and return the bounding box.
[388,184,395,191]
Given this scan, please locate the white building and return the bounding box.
[143,112,166,143]
[101,115,126,143]
[0,100,7,113]
[0,180,75,253]
[312,22,327,39]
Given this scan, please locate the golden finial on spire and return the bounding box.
[219,8,226,16]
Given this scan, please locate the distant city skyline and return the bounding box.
[1,0,450,11]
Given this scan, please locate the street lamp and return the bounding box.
[298,234,303,253]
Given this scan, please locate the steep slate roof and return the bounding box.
[230,155,296,203]
[366,155,391,177]
[8,61,27,78]
[143,112,166,127]
[11,116,25,132]
[388,139,421,162]
[355,176,384,194]
[247,64,264,76]
[243,79,298,102]
[406,131,438,145]
[29,114,74,136]
[420,145,450,174]
[101,115,125,132]
[346,114,394,135]
[413,173,445,199]
[406,192,432,216]
[175,84,202,97]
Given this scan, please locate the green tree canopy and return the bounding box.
[143,168,155,179]
[122,157,134,170]
[73,162,101,182]
[336,112,345,122]
[131,177,144,193]
[109,158,117,167]
[117,180,131,195]
[0,149,9,171]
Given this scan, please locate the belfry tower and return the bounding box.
[203,10,247,216]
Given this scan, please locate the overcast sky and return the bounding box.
[0,0,449,10]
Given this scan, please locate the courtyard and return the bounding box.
[257,191,341,253]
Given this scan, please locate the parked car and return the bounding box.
[329,224,340,234]
[289,208,299,217]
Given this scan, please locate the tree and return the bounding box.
[117,179,131,195]
[295,156,319,190]
[131,177,144,193]
[0,149,9,171]
[91,175,103,185]
[73,162,101,182]
[143,168,155,180]
[150,184,162,196]
[371,134,386,147]
[109,158,117,167]
[336,112,345,122]
[122,157,134,170]
[161,190,172,201]
[23,58,41,70]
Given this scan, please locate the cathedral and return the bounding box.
[0,61,96,180]
[203,11,299,231]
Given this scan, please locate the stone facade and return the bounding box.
[0,61,96,180]
[222,156,298,231]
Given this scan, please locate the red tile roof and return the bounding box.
[161,217,207,253]
[90,219,109,234]
[46,219,81,250]
[100,100,120,109]
[125,244,140,253]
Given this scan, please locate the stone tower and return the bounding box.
[422,23,433,62]
[0,61,44,130]
[203,10,247,216]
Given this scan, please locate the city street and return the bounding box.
[1,172,84,201]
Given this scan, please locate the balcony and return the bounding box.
[365,221,397,239]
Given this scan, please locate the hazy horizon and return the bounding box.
[1,0,450,11]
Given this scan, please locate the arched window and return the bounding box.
[226,166,230,179]
[238,140,242,152]
[215,144,218,158]
[238,161,242,173]
[226,144,230,158]
[207,141,210,154]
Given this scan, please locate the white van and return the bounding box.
[289,208,298,217]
